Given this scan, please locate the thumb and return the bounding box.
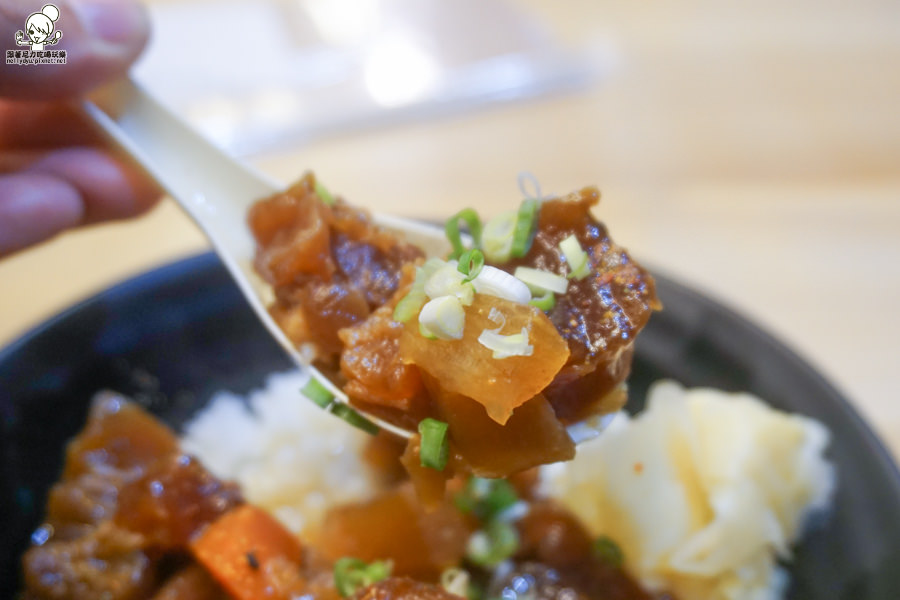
[0,0,150,100]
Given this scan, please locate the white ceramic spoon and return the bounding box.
[83,78,610,444]
[83,78,453,438]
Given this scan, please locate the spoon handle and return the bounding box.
[83,78,413,438]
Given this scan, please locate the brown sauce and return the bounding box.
[248,176,659,479]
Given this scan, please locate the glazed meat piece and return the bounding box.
[484,501,671,600]
[21,394,242,600]
[22,521,153,600]
[115,453,243,549]
[249,173,424,361]
[498,187,660,422]
[150,565,226,600]
[487,561,668,600]
[22,394,177,600]
[339,293,432,432]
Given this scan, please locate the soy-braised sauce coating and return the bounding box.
[249,173,424,360]
[21,395,242,600]
[489,502,671,600]
[353,578,460,600]
[499,188,660,421]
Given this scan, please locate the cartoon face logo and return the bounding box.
[15,4,63,52]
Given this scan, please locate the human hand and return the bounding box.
[0,0,161,257]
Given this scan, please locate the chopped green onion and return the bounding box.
[333,557,392,597]
[477,326,533,359]
[440,567,471,598]
[510,198,539,258]
[471,266,531,305]
[418,296,466,340]
[529,291,556,311]
[425,263,474,306]
[393,259,449,322]
[302,377,334,409]
[559,234,591,280]
[513,266,568,295]
[593,536,624,568]
[393,288,427,323]
[418,321,438,340]
[419,257,452,281]
[314,180,335,206]
[481,210,517,262]
[418,418,450,471]
[465,520,519,568]
[304,378,378,434]
[457,249,485,283]
[331,403,379,435]
[445,208,483,259]
[454,477,519,520]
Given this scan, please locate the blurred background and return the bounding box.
[2,0,899,457]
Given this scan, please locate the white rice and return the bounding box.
[181,370,381,536]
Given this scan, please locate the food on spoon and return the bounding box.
[247,173,661,482]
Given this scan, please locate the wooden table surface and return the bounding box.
[2,0,899,461]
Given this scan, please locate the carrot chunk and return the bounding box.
[190,505,305,600]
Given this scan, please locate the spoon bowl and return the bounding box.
[83,78,609,443]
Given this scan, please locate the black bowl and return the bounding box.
[2,252,900,599]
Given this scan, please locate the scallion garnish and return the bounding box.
[440,567,471,598]
[418,320,439,340]
[528,291,556,311]
[457,249,484,283]
[514,266,568,295]
[510,198,539,258]
[418,418,450,471]
[445,208,483,259]
[314,180,335,206]
[454,477,519,520]
[302,377,334,409]
[465,519,519,568]
[592,535,624,568]
[331,403,380,435]
[471,265,531,305]
[393,258,448,322]
[418,296,466,340]
[333,557,392,597]
[393,289,428,323]
[303,378,378,434]
[424,263,474,306]
[481,210,517,262]
[559,234,591,280]
[477,326,533,359]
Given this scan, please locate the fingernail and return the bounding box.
[71,0,149,46]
